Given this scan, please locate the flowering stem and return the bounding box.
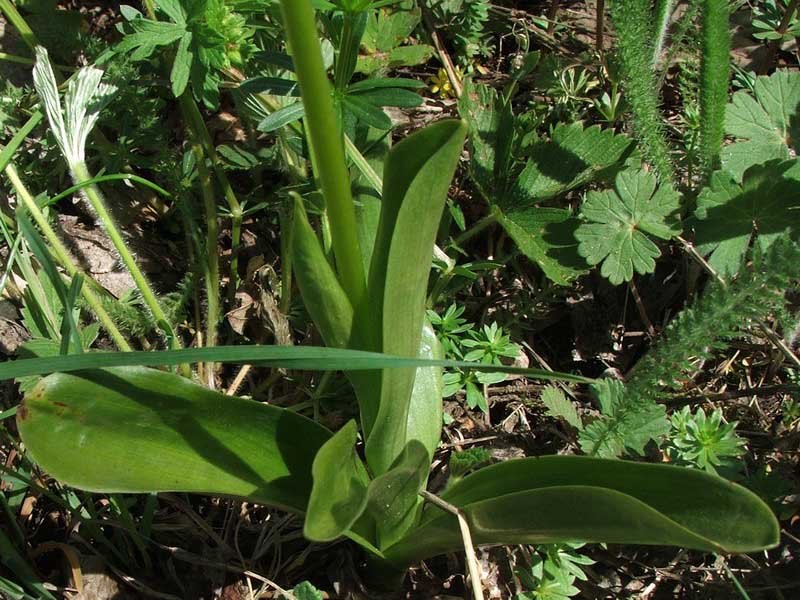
[278,0,367,308]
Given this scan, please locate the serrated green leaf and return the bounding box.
[578,379,669,458]
[155,0,187,25]
[170,32,193,97]
[304,420,370,542]
[116,19,185,53]
[693,160,800,277]
[575,169,680,285]
[540,385,582,430]
[722,70,800,179]
[498,208,587,286]
[504,123,635,210]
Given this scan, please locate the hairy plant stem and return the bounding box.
[71,162,180,352]
[652,0,675,68]
[698,0,731,181]
[278,0,367,309]
[177,96,242,304]
[4,163,131,351]
[610,0,674,182]
[188,138,220,383]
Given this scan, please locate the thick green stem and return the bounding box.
[278,0,367,308]
[4,163,131,351]
[71,162,179,351]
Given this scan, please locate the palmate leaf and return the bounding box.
[575,168,680,285]
[458,81,634,285]
[693,159,800,276]
[577,379,669,458]
[721,69,800,180]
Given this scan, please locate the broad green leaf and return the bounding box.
[304,420,370,542]
[540,385,582,430]
[497,208,587,286]
[577,379,669,458]
[292,197,379,409]
[291,196,354,350]
[575,169,680,285]
[721,70,800,180]
[383,456,779,566]
[353,125,389,274]
[366,439,429,548]
[365,119,467,474]
[693,160,800,277]
[17,367,330,513]
[405,322,444,459]
[170,32,193,97]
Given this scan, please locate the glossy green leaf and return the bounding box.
[17,367,330,513]
[366,439,429,548]
[383,456,779,566]
[291,196,354,350]
[405,322,444,459]
[257,102,305,133]
[365,119,467,474]
[305,420,370,542]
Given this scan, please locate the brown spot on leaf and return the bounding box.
[17,402,29,421]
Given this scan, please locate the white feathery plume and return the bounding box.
[32,46,117,167]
